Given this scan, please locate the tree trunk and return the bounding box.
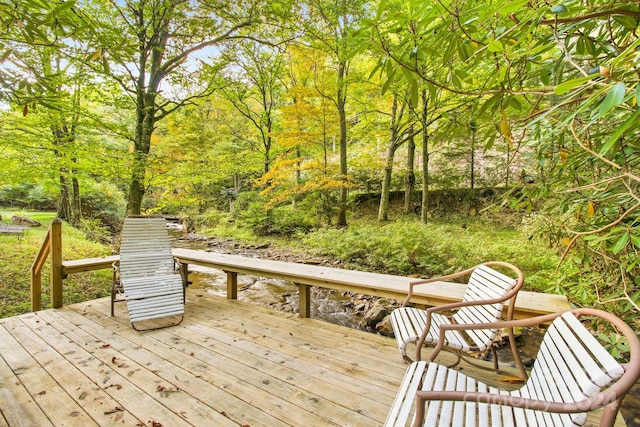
[71,173,81,226]
[336,60,348,228]
[470,128,476,190]
[126,110,155,215]
[379,94,399,222]
[404,126,415,215]
[58,172,72,221]
[126,102,155,215]
[420,90,429,224]
[378,163,393,221]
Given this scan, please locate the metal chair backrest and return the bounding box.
[518,310,625,425]
[453,264,518,350]
[120,216,174,281]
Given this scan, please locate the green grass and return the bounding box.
[198,212,572,296]
[1,209,113,318]
[292,216,570,294]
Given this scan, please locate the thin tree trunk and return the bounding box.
[71,173,81,226]
[404,126,415,215]
[379,94,399,222]
[336,60,348,228]
[421,90,429,224]
[470,127,476,189]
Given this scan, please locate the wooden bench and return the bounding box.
[0,224,29,238]
[170,248,571,319]
[61,249,571,319]
[62,255,120,277]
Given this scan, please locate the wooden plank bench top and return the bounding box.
[62,255,120,276]
[61,249,571,319]
[0,224,29,234]
[171,248,571,320]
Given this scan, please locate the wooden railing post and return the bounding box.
[50,219,63,308]
[226,271,238,300]
[298,283,311,318]
[30,267,42,312]
[31,221,53,312]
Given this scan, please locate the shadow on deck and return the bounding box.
[0,289,631,426]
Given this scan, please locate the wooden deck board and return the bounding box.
[0,290,629,427]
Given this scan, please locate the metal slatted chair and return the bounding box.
[391,262,527,379]
[385,308,640,427]
[111,216,185,331]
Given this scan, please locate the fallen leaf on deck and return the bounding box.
[104,406,124,415]
[499,376,524,383]
[156,385,179,397]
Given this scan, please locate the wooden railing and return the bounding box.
[31,218,63,311]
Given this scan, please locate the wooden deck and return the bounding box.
[0,290,631,426]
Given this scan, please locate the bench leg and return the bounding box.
[226,271,238,299]
[298,283,311,318]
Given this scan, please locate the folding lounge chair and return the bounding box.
[112,216,185,331]
[385,308,640,427]
[390,262,527,379]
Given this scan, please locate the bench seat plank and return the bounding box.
[171,248,571,319]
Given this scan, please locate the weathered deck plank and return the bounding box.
[0,328,54,427]
[0,290,630,427]
[0,322,97,426]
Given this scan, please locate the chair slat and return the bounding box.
[561,312,624,382]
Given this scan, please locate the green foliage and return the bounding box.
[0,183,56,209]
[79,217,112,243]
[80,181,126,228]
[363,0,640,321]
[297,218,561,283]
[234,191,315,236]
[598,331,630,360]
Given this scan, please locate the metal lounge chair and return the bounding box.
[111,216,185,331]
[385,308,640,427]
[390,262,527,379]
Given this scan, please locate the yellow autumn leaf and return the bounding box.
[499,376,525,384]
[587,201,595,218]
[560,150,568,164]
[500,109,513,147]
[562,237,571,246]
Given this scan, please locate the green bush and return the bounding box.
[0,183,56,209]
[233,191,315,236]
[81,181,126,228]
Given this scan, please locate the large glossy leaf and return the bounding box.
[554,74,597,95]
[550,4,568,14]
[613,233,629,255]
[599,82,626,116]
[599,108,640,155]
[487,40,504,53]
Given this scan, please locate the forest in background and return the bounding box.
[0,0,638,324]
